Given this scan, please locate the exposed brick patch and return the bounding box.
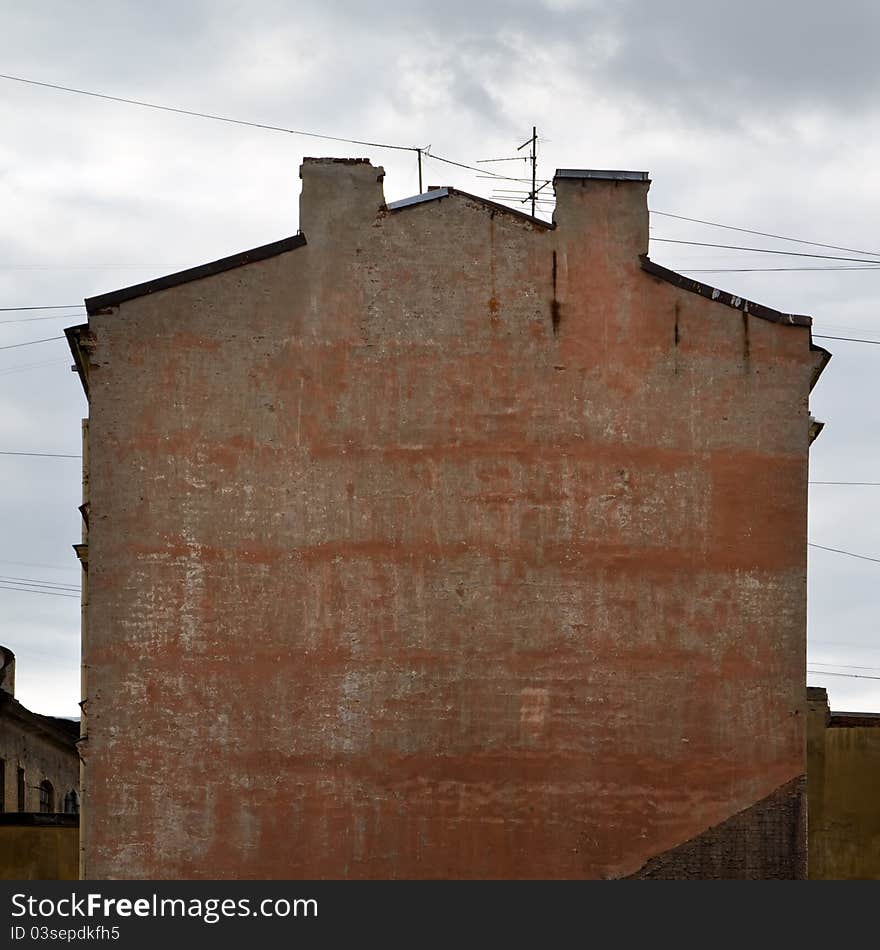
[626,776,806,879]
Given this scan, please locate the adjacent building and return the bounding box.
[0,646,80,880]
[0,646,79,816]
[807,686,880,879]
[66,159,829,878]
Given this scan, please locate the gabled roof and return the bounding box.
[641,257,812,327]
[640,256,831,389]
[85,234,307,315]
[385,187,553,230]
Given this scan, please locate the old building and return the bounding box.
[0,645,80,879]
[807,686,880,879]
[0,646,79,816]
[66,159,829,879]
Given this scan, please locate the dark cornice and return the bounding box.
[85,234,307,314]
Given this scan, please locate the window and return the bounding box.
[39,780,54,814]
[63,790,79,815]
[17,768,25,812]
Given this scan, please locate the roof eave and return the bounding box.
[84,233,307,315]
[640,256,812,327]
[64,323,91,400]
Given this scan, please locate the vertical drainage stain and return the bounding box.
[742,312,751,368]
[551,250,561,336]
[673,302,680,375]
[488,213,500,322]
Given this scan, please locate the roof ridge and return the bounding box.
[385,187,554,230]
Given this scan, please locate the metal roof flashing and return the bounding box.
[385,187,553,229]
[554,169,650,182]
[385,189,449,211]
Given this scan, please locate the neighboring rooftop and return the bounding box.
[0,691,80,745]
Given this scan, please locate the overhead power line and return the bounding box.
[0,451,81,458]
[809,542,880,565]
[0,73,538,189]
[0,575,79,591]
[650,238,880,266]
[0,306,85,312]
[425,151,552,186]
[810,481,880,486]
[0,558,77,573]
[813,334,880,345]
[676,266,880,273]
[0,582,78,599]
[807,669,880,681]
[650,210,880,259]
[809,661,880,673]
[0,73,419,152]
[0,312,87,326]
[0,335,65,352]
[0,358,70,377]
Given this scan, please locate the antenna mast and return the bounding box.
[478,128,552,219]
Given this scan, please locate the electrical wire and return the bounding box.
[675,266,880,273]
[0,312,85,325]
[0,336,65,352]
[813,334,880,345]
[0,73,420,152]
[0,451,80,458]
[807,669,880,681]
[809,661,880,673]
[426,152,552,186]
[0,575,79,591]
[809,543,880,564]
[0,306,85,312]
[0,359,70,377]
[0,74,551,188]
[0,558,77,572]
[0,582,78,599]
[650,210,880,259]
[810,482,880,486]
[650,238,880,265]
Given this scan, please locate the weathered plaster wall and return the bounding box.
[0,718,79,814]
[0,817,79,880]
[807,687,880,879]
[79,159,822,878]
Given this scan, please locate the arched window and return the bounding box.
[39,780,54,814]
[63,790,80,815]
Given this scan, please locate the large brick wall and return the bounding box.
[74,160,825,878]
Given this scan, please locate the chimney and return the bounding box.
[552,169,650,263]
[0,646,15,697]
[299,158,386,245]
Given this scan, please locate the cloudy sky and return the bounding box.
[2,0,879,717]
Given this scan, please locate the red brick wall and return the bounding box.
[79,161,823,878]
